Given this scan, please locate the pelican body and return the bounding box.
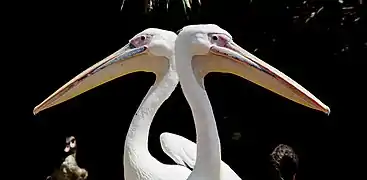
[34,28,192,180]
[172,24,329,180]
[34,28,241,180]
[33,25,330,180]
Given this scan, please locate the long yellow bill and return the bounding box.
[33,44,169,115]
[192,42,330,115]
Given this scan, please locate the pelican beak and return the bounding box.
[192,42,330,115]
[33,43,169,115]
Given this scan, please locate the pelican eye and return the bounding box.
[140,35,146,41]
[212,35,218,41]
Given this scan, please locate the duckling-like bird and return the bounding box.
[47,136,88,180]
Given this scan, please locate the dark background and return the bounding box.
[8,0,366,180]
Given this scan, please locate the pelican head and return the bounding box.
[34,28,177,115]
[175,24,330,114]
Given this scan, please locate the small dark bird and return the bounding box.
[46,136,88,180]
[270,144,299,180]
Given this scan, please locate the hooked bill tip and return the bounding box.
[325,106,331,116]
[33,106,40,115]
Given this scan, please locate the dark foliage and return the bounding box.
[270,144,298,180]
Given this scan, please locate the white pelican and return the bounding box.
[33,28,237,180]
[173,24,330,180]
[33,28,194,180]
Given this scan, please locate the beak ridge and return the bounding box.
[209,42,330,115]
[33,45,150,115]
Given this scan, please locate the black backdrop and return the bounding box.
[9,0,366,180]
